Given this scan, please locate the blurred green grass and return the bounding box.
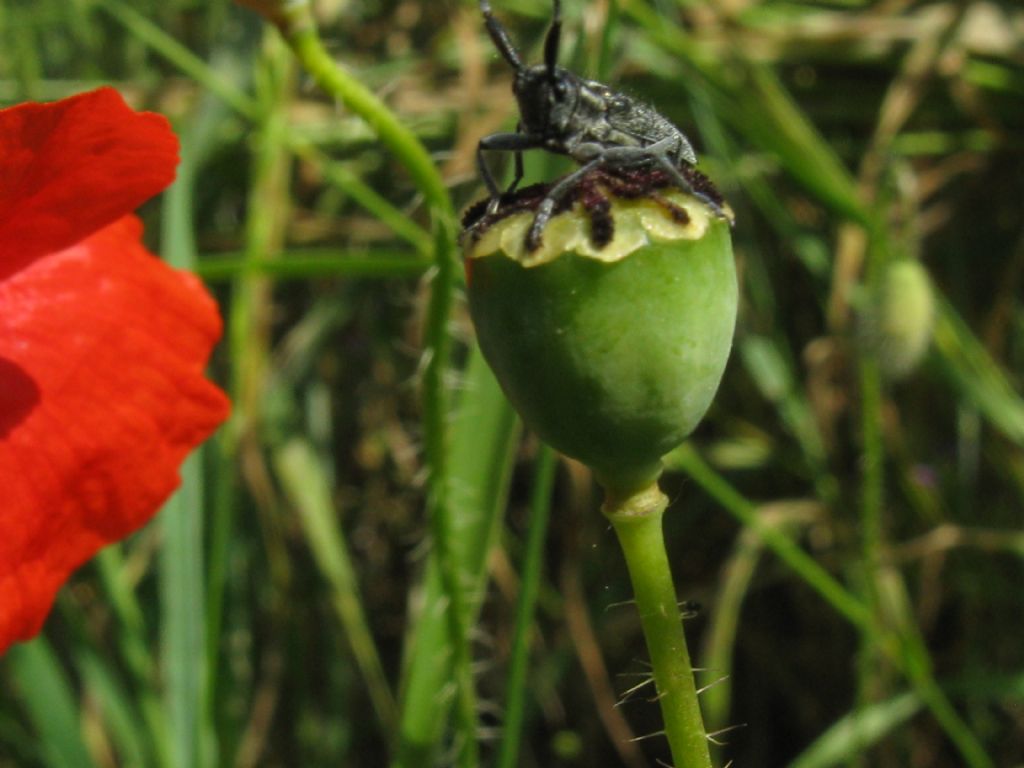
[2,0,1023,766]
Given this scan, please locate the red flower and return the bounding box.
[0,87,230,654]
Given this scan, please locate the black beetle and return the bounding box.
[476,0,728,250]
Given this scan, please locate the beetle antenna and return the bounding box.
[480,0,523,71]
[544,0,562,80]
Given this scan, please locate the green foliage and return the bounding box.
[2,0,1023,766]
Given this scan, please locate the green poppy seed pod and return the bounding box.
[861,259,935,380]
[464,185,737,493]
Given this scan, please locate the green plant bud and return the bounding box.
[861,259,935,380]
[464,186,737,493]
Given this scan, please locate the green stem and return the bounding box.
[420,218,478,768]
[288,140,433,254]
[603,483,712,768]
[281,5,453,222]
[269,4,473,763]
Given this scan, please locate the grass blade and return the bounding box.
[159,455,209,768]
[6,639,96,768]
[272,436,398,732]
[496,445,557,768]
[931,297,1024,446]
[787,691,921,768]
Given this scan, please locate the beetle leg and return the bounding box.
[523,139,677,250]
[578,137,675,164]
[477,131,544,213]
[587,139,729,223]
[636,139,729,222]
[653,155,729,221]
[508,122,526,195]
[577,175,615,248]
[525,157,603,251]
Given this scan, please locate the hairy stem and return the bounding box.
[603,482,713,768]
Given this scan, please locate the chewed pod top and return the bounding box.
[462,166,734,267]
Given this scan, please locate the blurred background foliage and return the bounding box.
[1,0,1023,766]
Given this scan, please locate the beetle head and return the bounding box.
[481,0,575,135]
[513,64,580,136]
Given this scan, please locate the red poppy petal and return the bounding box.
[0,215,229,652]
[0,87,178,279]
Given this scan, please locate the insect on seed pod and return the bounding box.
[465,2,737,494]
